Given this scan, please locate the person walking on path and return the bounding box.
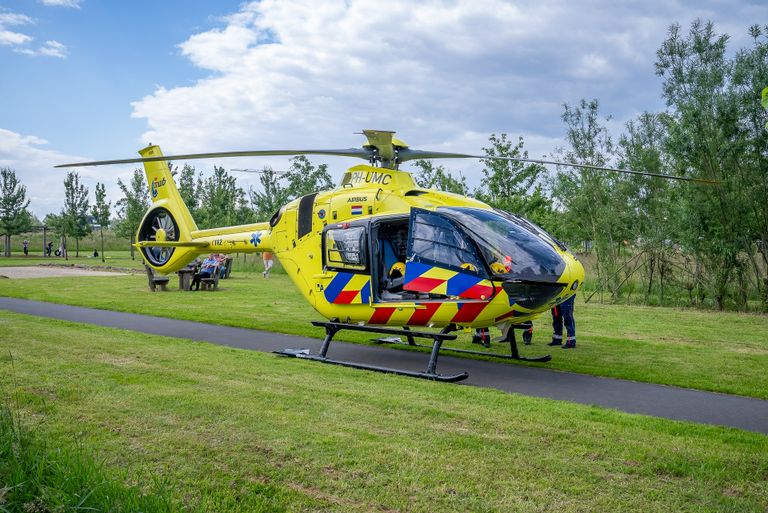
[548,294,576,349]
[262,251,274,278]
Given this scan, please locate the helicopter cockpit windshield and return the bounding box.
[402,206,565,285]
[438,207,566,282]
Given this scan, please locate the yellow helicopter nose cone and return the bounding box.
[155,228,167,242]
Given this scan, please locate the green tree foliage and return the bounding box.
[551,100,633,296]
[473,134,553,229]
[249,167,289,221]
[0,168,32,257]
[177,164,202,220]
[197,166,253,229]
[61,171,91,258]
[411,160,468,195]
[617,112,679,302]
[656,20,767,309]
[91,182,111,262]
[283,156,334,199]
[115,169,149,260]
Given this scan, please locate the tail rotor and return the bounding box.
[138,207,180,267]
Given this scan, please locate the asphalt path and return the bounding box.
[2,297,767,435]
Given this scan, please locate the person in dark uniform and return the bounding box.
[548,294,576,348]
[472,327,491,348]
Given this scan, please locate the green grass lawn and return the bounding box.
[0,251,279,274]
[1,310,766,512]
[0,271,766,399]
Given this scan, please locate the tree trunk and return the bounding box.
[101,227,105,263]
[645,251,655,302]
[76,238,80,258]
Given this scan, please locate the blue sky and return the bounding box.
[0,0,764,217]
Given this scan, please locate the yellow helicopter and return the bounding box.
[58,130,706,381]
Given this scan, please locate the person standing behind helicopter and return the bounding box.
[549,294,576,348]
[262,251,274,278]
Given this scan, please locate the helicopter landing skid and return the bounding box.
[375,325,552,363]
[275,321,468,383]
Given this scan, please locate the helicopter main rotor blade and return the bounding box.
[55,148,372,168]
[397,149,718,184]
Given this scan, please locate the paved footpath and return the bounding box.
[2,297,767,435]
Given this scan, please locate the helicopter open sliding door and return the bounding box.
[404,208,495,301]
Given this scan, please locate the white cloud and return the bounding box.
[0,29,32,46]
[0,11,33,46]
[0,128,133,217]
[33,40,67,58]
[0,8,69,58]
[39,0,81,8]
[14,40,68,58]
[0,13,33,25]
[136,0,748,176]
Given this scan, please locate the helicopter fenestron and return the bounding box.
[58,130,708,382]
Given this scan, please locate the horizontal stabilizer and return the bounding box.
[134,241,209,248]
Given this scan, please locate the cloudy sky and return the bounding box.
[0,0,763,217]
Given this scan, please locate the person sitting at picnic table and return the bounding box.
[215,253,229,278]
[191,254,219,291]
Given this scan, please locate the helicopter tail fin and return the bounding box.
[136,144,200,271]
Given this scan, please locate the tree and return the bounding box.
[249,167,289,221]
[655,19,763,309]
[283,156,334,199]
[115,169,149,260]
[730,27,768,309]
[197,166,252,228]
[411,160,468,195]
[0,168,32,257]
[474,134,553,228]
[178,164,201,220]
[61,171,91,258]
[617,112,679,302]
[91,182,111,263]
[551,99,634,298]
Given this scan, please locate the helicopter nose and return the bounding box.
[560,252,585,296]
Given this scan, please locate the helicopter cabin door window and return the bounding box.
[402,208,492,300]
[324,225,367,272]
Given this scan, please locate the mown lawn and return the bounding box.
[1,271,767,399]
[0,251,277,274]
[0,311,766,512]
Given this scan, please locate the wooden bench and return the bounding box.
[145,264,170,292]
[199,265,220,291]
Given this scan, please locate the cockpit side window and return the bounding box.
[324,225,367,271]
[408,209,485,275]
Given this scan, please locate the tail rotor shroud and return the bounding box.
[139,207,180,267]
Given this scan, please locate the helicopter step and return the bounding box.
[374,324,552,363]
[275,321,469,383]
